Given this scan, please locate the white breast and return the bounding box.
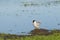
[33,21,40,29]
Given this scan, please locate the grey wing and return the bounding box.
[36,21,40,26]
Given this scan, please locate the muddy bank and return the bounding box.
[0,29,60,38]
[30,29,60,35]
[30,29,52,35]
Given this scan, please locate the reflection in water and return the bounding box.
[8,30,13,32]
[22,0,60,7]
[58,23,60,26]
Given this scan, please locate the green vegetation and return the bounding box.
[0,33,60,40]
[0,30,60,40]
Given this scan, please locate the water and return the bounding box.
[0,0,60,34]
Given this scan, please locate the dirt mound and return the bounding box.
[30,29,52,35]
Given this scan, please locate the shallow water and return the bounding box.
[0,0,60,34]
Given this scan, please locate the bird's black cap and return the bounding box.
[33,20,35,23]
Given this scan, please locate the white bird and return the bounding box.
[32,20,41,29]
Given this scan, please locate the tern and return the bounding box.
[32,20,41,29]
